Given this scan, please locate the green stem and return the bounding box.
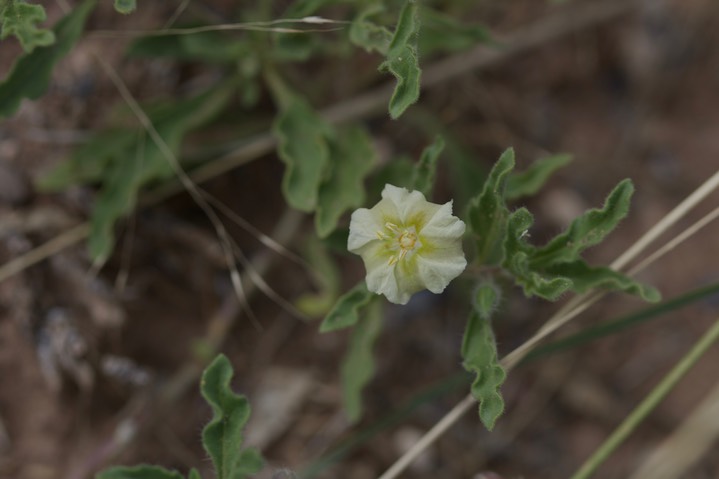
[570,315,719,479]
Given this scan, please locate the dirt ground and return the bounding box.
[1,1,719,478]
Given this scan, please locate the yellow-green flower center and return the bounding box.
[376,222,421,265]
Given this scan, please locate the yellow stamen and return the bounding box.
[385,222,400,233]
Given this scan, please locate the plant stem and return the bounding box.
[570,315,719,479]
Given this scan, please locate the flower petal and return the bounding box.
[348,208,381,252]
[416,253,467,294]
[381,184,440,226]
[419,201,465,240]
[356,242,408,304]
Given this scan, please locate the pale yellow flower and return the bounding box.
[348,184,467,305]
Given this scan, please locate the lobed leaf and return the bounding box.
[505,153,572,200]
[295,237,341,317]
[411,135,444,196]
[0,0,95,117]
[530,179,634,268]
[474,281,501,321]
[114,0,136,14]
[128,31,249,64]
[273,92,332,212]
[0,0,55,53]
[315,126,376,238]
[462,285,506,430]
[38,129,136,191]
[547,260,661,302]
[320,282,373,332]
[86,85,233,263]
[379,0,421,119]
[201,355,263,479]
[418,7,490,56]
[340,299,383,422]
[96,465,184,479]
[503,208,572,300]
[467,147,515,265]
[349,5,392,55]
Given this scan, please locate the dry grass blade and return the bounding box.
[628,378,719,479]
[201,190,310,270]
[0,0,638,285]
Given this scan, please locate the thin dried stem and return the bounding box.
[628,377,719,479]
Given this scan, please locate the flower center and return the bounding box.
[377,222,421,265]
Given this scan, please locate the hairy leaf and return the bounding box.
[462,285,506,430]
[128,31,249,64]
[38,129,136,190]
[379,0,421,119]
[295,236,341,317]
[320,282,373,332]
[0,0,94,117]
[96,465,184,479]
[341,299,382,422]
[548,260,661,302]
[86,85,232,263]
[316,126,376,237]
[506,153,572,200]
[418,7,490,55]
[503,208,572,300]
[349,5,392,55]
[468,148,515,265]
[367,155,414,200]
[201,355,263,479]
[114,0,136,14]
[531,179,634,267]
[0,0,55,52]
[474,281,501,321]
[411,135,444,196]
[273,92,332,212]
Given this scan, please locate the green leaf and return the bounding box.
[467,148,515,265]
[87,85,233,263]
[418,7,490,56]
[38,129,136,190]
[320,282,373,332]
[367,155,414,200]
[411,135,444,196]
[503,208,572,300]
[233,449,264,477]
[295,236,341,317]
[474,281,501,321]
[96,465,184,479]
[273,92,332,212]
[349,5,392,55]
[282,0,333,18]
[188,469,201,479]
[547,260,661,302]
[530,179,634,268]
[341,299,382,422]
[505,153,572,200]
[128,31,249,64]
[462,286,506,430]
[114,0,136,14]
[201,355,263,479]
[379,0,421,119]
[315,126,376,238]
[0,0,95,117]
[0,0,55,53]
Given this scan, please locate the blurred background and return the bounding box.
[1,0,719,478]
